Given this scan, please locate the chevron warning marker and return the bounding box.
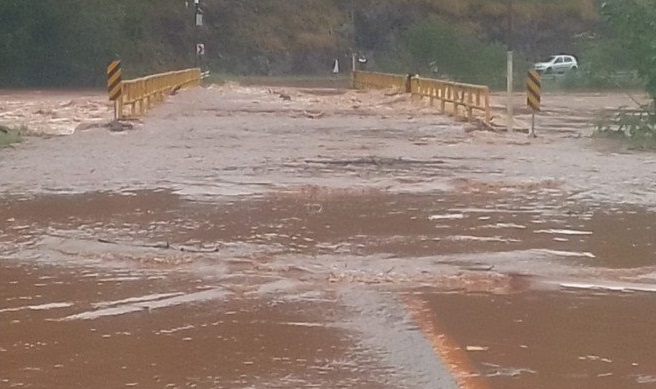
[107,60,122,101]
[526,69,541,112]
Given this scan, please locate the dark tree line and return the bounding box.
[0,0,646,91]
[0,0,194,86]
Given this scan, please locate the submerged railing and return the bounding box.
[353,71,490,124]
[110,68,201,119]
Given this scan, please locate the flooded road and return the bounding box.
[2,189,655,274]
[409,290,656,389]
[1,86,656,387]
[0,262,388,388]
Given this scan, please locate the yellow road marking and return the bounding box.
[404,295,492,389]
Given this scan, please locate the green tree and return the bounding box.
[0,0,611,86]
[402,17,507,86]
[602,0,656,105]
[0,0,193,87]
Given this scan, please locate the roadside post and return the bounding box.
[506,0,514,133]
[526,69,541,137]
[107,60,122,120]
[194,0,204,69]
[507,51,513,133]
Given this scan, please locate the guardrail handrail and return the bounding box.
[353,70,490,124]
[117,68,201,119]
[352,71,409,92]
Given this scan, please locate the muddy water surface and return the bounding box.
[1,262,393,389]
[2,188,655,388]
[3,87,656,388]
[415,290,656,389]
[2,189,654,271]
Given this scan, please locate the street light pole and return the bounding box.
[506,0,514,133]
[350,0,356,80]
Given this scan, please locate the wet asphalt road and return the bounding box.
[1,86,656,388]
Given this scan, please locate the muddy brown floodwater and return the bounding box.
[409,290,656,389]
[1,263,395,388]
[1,85,655,388]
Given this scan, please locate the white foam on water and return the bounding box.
[97,276,143,282]
[558,281,656,293]
[278,321,325,327]
[92,292,184,309]
[157,324,195,335]
[539,249,596,258]
[534,229,593,235]
[28,302,73,310]
[491,223,527,229]
[447,235,521,243]
[0,302,73,314]
[428,214,465,220]
[138,288,230,310]
[60,289,231,321]
[61,305,145,320]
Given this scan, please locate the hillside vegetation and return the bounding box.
[0,0,635,88]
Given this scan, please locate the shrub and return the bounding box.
[0,125,23,148]
[594,105,656,149]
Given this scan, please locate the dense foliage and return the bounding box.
[590,0,656,146]
[0,0,643,89]
[602,0,656,105]
[0,0,195,86]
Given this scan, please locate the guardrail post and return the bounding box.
[137,80,142,116]
[117,87,124,120]
[484,87,491,124]
[467,91,473,120]
[440,85,446,113]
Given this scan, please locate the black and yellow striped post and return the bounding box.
[526,69,541,137]
[107,60,123,119]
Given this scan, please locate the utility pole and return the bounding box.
[194,0,204,69]
[506,0,514,133]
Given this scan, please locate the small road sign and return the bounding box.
[107,60,122,101]
[526,69,541,137]
[196,43,205,56]
[526,69,541,112]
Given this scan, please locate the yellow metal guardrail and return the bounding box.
[411,77,490,123]
[116,68,201,119]
[353,71,490,124]
[352,71,409,92]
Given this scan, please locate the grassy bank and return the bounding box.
[593,107,656,150]
[0,125,23,148]
[540,71,646,92]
